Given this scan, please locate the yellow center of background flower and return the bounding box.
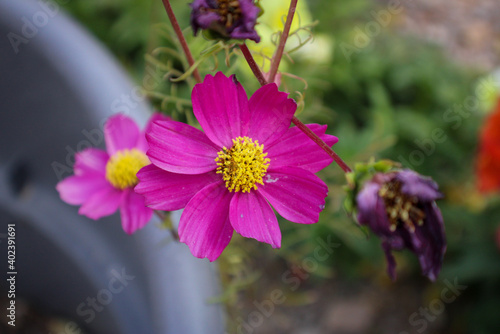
[106,149,149,190]
[215,136,270,193]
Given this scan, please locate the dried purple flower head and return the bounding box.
[356,169,446,281]
[190,0,261,42]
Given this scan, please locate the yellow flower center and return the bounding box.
[215,136,270,193]
[106,149,149,190]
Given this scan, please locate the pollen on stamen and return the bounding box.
[106,149,149,190]
[379,180,426,233]
[215,136,270,193]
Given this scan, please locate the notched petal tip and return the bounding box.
[192,72,250,148]
[229,192,282,248]
[247,83,296,146]
[145,120,220,174]
[120,189,153,235]
[104,113,141,155]
[178,182,234,261]
[259,167,328,226]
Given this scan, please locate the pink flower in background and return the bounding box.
[135,72,338,261]
[57,113,168,234]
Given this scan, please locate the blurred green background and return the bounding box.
[60,0,500,333]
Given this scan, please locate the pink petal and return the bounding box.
[74,148,109,176]
[78,184,123,220]
[258,167,328,225]
[135,164,219,211]
[247,83,296,146]
[104,114,141,155]
[229,191,281,248]
[192,72,250,148]
[56,173,110,205]
[266,124,339,173]
[136,112,171,152]
[178,181,234,261]
[147,119,220,174]
[120,188,153,234]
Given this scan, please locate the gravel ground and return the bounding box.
[381,0,500,70]
[236,278,449,334]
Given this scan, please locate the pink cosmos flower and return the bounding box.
[135,72,338,260]
[57,113,169,234]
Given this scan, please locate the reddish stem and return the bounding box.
[239,44,267,86]
[161,0,202,83]
[291,117,352,173]
[238,5,352,173]
[268,0,298,84]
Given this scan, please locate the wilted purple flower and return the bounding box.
[190,0,261,42]
[356,169,446,281]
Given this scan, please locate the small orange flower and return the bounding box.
[477,98,500,193]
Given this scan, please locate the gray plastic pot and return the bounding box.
[0,0,224,333]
